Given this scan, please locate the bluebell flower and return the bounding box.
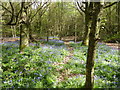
[9,80,12,83]
[113,75,116,78]
[32,79,36,83]
[46,61,51,64]
[30,43,36,46]
[14,70,18,73]
[76,76,78,78]
[50,52,54,54]
[43,46,48,49]
[18,78,22,82]
[20,71,22,74]
[37,77,41,79]
[13,60,17,62]
[49,46,53,49]
[34,73,39,75]
[81,60,85,64]
[39,74,42,77]
[48,67,51,69]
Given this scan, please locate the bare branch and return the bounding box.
[24,2,35,9]
[30,1,50,21]
[6,2,25,25]
[0,4,12,14]
[7,2,14,25]
[76,1,85,13]
[103,2,118,9]
[76,6,84,16]
[39,3,51,17]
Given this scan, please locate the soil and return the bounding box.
[104,43,120,50]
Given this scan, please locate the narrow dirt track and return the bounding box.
[105,43,120,50]
[53,41,74,82]
[0,38,19,43]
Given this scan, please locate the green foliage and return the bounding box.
[2,43,69,88]
[57,75,85,88]
[1,42,119,88]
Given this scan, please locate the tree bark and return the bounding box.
[47,30,49,42]
[19,23,29,53]
[82,13,90,46]
[82,2,91,46]
[85,2,101,89]
[118,2,120,32]
[19,2,29,53]
[74,24,77,42]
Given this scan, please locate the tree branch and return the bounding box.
[7,2,14,25]
[24,2,35,9]
[30,1,50,21]
[76,1,85,13]
[103,2,118,9]
[39,3,51,17]
[6,2,25,25]
[0,4,12,14]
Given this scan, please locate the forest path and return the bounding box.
[105,43,120,50]
[53,41,75,82]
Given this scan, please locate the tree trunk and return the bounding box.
[82,3,90,46]
[19,23,29,53]
[108,4,112,35]
[11,26,16,38]
[74,24,77,42]
[14,26,16,37]
[11,26,14,38]
[47,30,49,42]
[82,13,90,46]
[118,2,120,33]
[19,2,29,53]
[85,2,101,89]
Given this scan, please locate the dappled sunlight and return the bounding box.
[1,40,119,88]
[1,0,120,88]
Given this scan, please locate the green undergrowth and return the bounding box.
[2,43,69,88]
[1,41,120,88]
[69,42,120,88]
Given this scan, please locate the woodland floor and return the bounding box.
[1,37,119,80]
[1,37,120,88]
[0,37,120,50]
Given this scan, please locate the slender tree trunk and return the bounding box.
[11,26,16,38]
[74,24,77,42]
[85,2,101,89]
[118,2,120,33]
[19,2,29,53]
[14,26,16,37]
[29,25,33,43]
[19,23,29,53]
[82,13,90,46]
[108,5,112,35]
[82,2,90,46]
[47,30,49,42]
[11,26,14,38]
